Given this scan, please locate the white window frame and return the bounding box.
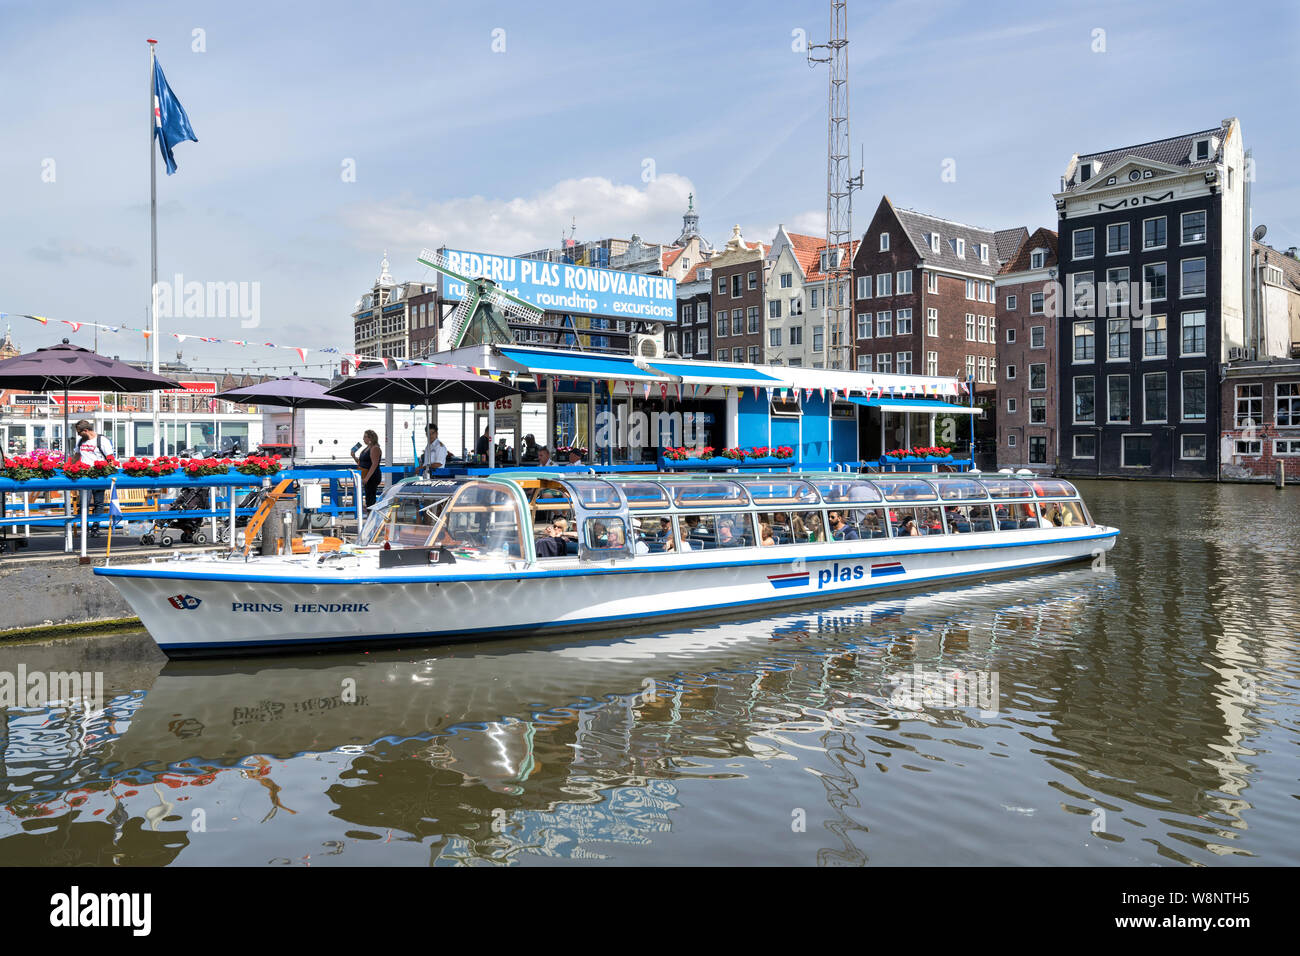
[977,314,988,343]
[1007,397,1017,413]
[926,351,938,376]
[1276,382,1300,426]
[1180,257,1207,299]
[895,308,913,334]
[1181,210,1207,245]
[1073,434,1097,459]
[877,352,892,373]
[897,270,912,294]
[926,307,938,336]
[880,232,890,252]
[1073,320,1096,363]
[1030,292,1045,315]
[857,312,871,339]
[1030,250,1045,270]
[966,313,976,341]
[857,275,871,298]
[1142,314,1167,360]
[1273,438,1300,457]
[1107,222,1130,255]
[929,233,941,253]
[1181,369,1207,422]
[965,279,976,300]
[1006,327,1016,343]
[1181,434,1208,460]
[1029,363,1046,392]
[1143,371,1168,424]
[896,351,913,374]
[876,310,892,337]
[1181,310,1206,357]
[1030,397,1047,424]
[876,273,892,296]
[956,238,966,258]
[1073,375,1096,424]
[1143,216,1167,251]
[1234,439,1262,456]
[1107,317,1130,361]
[1030,326,1045,349]
[1107,373,1130,424]
[926,271,938,293]
[1073,227,1096,260]
[1008,433,1017,448]
[1121,433,1154,468]
[1006,294,1017,310]
[1143,262,1168,303]
[1006,364,1017,380]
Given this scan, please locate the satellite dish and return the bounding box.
[1253,224,1268,242]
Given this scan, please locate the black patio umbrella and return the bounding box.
[326,363,519,465]
[214,376,373,464]
[0,339,180,457]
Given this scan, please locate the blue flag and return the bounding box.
[153,59,198,175]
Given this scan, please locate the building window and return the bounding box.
[732,309,744,335]
[927,351,938,375]
[877,311,892,337]
[857,313,870,339]
[1030,292,1045,315]
[716,313,727,338]
[1030,397,1046,424]
[790,296,802,316]
[955,238,966,258]
[697,328,708,353]
[1195,139,1210,161]
[731,274,742,297]
[768,299,782,319]
[1143,262,1167,302]
[749,346,760,364]
[897,352,913,374]
[880,232,890,251]
[748,270,758,290]
[877,353,892,373]
[965,279,977,300]
[1122,434,1153,467]
[1235,383,1262,427]
[1074,434,1096,459]
[1071,272,1095,315]
[1277,383,1300,426]
[680,331,691,355]
[1181,258,1207,297]
[789,326,802,346]
[1235,439,1262,456]
[858,354,872,372]
[977,356,988,383]
[1030,250,1045,270]
[781,272,793,289]
[927,308,938,336]
[926,272,938,293]
[718,276,727,295]
[1008,434,1017,448]
[857,275,871,298]
[1106,267,1130,309]
[1073,227,1095,259]
[1073,320,1096,361]
[1079,162,1093,182]
[1107,222,1130,255]
[716,349,726,361]
[1031,326,1045,349]
[1028,436,1047,463]
[1029,363,1046,391]
[929,233,941,253]
[1181,210,1207,244]
[699,302,709,326]
[1275,438,1300,456]
[1108,375,1130,423]
[682,304,694,324]
[1006,364,1017,380]
[966,313,976,341]
[1006,294,1017,311]
[966,354,976,381]
[809,288,819,310]
[1182,435,1207,460]
[813,328,824,353]
[1074,376,1096,423]
[877,273,892,296]
[1143,216,1167,250]
[1107,318,1130,360]
[1143,372,1167,423]
[769,327,781,348]
[1182,370,1206,421]
[897,271,912,294]
[748,306,759,334]
[1143,315,1167,359]
[896,308,913,334]
[1181,310,1206,356]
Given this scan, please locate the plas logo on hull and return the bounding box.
[166,594,201,610]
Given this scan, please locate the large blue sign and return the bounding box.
[439,248,677,322]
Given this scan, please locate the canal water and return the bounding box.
[1,480,1296,866]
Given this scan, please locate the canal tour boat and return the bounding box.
[95,471,1119,657]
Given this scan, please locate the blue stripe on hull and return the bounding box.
[156,550,1099,654]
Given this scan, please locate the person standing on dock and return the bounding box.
[421,425,448,477]
[352,429,383,509]
[73,420,114,537]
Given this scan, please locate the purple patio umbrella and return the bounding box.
[0,339,180,457]
[214,376,373,465]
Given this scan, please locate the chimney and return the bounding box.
[1287,247,1298,260]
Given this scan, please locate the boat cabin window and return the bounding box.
[813,479,883,505]
[746,479,820,506]
[1040,500,1088,527]
[855,509,890,539]
[679,513,755,550]
[567,479,623,511]
[635,514,676,552]
[873,478,938,502]
[1031,479,1078,498]
[979,478,1035,499]
[669,481,750,509]
[758,509,826,545]
[583,516,633,559]
[361,490,455,549]
[620,480,671,511]
[889,506,945,535]
[944,504,995,533]
[438,481,527,558]
[825,508,885,541]
[932,478,987,501]
[992,501,1040,530]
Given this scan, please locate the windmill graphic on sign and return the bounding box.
[418,248,545,353]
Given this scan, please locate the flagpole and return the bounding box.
[148,38,161,457]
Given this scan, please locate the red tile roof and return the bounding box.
[998,227,1058,275]
[661,247,684,270]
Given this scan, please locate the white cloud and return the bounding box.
[341,173,697,260]
[28,238,134,268]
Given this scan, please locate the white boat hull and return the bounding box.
[96,526,1119,656]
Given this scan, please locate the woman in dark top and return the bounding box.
[352,429,383,509]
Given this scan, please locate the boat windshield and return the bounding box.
[566,479,623,511]
[745,479,820,506]
[619,480,670,511]
[360,491,455,548]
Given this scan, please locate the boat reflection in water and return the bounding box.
[1,559,1276,867]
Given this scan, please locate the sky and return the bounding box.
[2,0,1297,375]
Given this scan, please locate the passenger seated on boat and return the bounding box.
[628,518,650,555]
[828,511,859,541]
[1044,503,1064,527]
[535,519,569,558]
[921,508,944,534]
[759,521,775,547]
[717,518,741,547]
[943,506,971,533]
[899,516,920,536]
[589,520,608,547]
[859,510,887,539]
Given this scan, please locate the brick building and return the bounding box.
[1219,358,1300,480]
[995,228,1059,471]
[852,196,1000,398]
[669,259,713,360]
[708,225,768,365]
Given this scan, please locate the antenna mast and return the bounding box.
[809,0,861,370]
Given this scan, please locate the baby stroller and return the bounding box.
[139,486,211,547]
[213,487,262,547]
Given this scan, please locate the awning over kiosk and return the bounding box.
[496,348,663,382]
[645,361,782,387]
[846,397,983,415]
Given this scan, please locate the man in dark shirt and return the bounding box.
[475,427,491,458]
[535,518,569,558]
[828,511,860,541]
